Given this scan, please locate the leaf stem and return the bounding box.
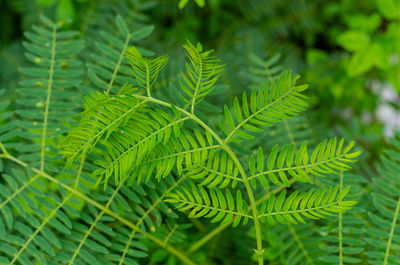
[224,85,296,143]
[339,171,343,265]
[383,197,400,265]
[191,49,203,114]
[40,23,57,171]
[106,33,132,94]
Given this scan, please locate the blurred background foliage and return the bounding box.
[1,0,399,263]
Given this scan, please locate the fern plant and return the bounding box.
[365,134,400,265]
[0,14,363,265]
[60,36,360,265]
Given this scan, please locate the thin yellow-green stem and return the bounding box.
[145,61,151,97]
[338,171,343,265]
[190,51,202,114]
[9,195,72,265]
[163,224,178,245]
[287,223,314,265]
[68,99,148,162]
[106,33,131,94]
[118,176,186,265]
[8,149,86,264]
[68,182,123,265]
[283,119,295,144]
[383,198,400,265]
[40,23,57,171]
[248,154,350,181]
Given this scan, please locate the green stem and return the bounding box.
[106,33,131,94]
[188,221,229,253]
[40,23,57,171]
[339,171,343,265]
[191,51,202,114]
[383,197,400,265]
[119,176,186,265]
[287,223,314,265]
[145,61,151,97]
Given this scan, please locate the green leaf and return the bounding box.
[377,0,400,20]
[56,0,75,22]
[131,25,155,41]
[337,31,370,51]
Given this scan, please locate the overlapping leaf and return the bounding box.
[16,15,84,171]
[125,46,168,96]
[180,41,224,112]
[167,185,251,227]
[365,135,400,265]
[61,93,147,167]
[248,138,361,188]
[185,149,241,189]
[92,109,189,185]
[221,70,308,142]
[125,128,220,185]
[81,15,154,95]
[258,185,356,225]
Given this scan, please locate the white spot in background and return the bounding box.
[381,83,397,102]
[390,54,399,66]
[370,80,380,94]
[376,103,400,137]
[369,80,400,137]
[361,111,372,124]
[342,107,353,120]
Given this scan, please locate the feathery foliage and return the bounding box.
[17,15,84,171]
[366,135,400,265]
[0,7,369,265]
[221,71,308,142]
[180,41,224,113]
[81,15,154,95]
[248,138,361,189]
[125,46,169,96]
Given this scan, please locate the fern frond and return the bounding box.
[319,172,367,264]
[185,149,242,188]
[102,128,225,188]
[126,46,169,96]
[248,138,361,188]
[248,52,283,85]
[119,175,184,265]
[82,15,154,95]
[258,185,357,225]
[93,112,189,185]
[166,185,251,227]
[256,222,324,265]
[221,70,308,142]
[365,135,400,265]
[180,41,224,113]
[0,89,16,146]
[61,94,147,166]
[17,15,84,171]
